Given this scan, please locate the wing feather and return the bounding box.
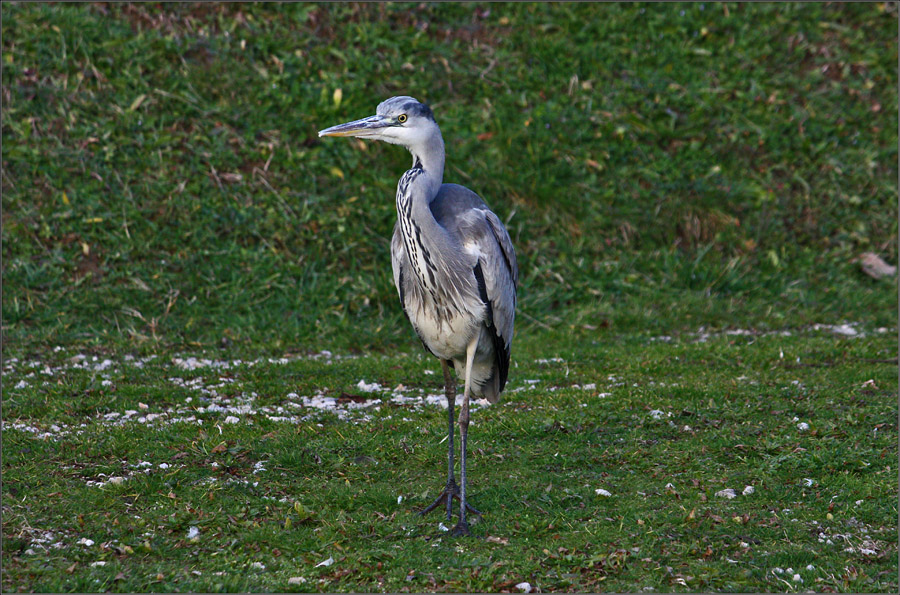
[431,184,518,393]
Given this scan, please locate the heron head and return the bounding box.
[318,96,439,148]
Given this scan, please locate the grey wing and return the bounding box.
[390,222,405,307]
[473,209,518,391]
[391,222,419,324]
[432,184,518,390]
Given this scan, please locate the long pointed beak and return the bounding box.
[318,115,392,138]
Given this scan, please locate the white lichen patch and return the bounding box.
[649,322,890,344]
[356,380,382,392]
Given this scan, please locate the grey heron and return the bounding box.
[319,96,518,536]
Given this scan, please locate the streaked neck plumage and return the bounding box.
[395,124,456,296]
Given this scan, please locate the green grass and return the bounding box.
[2,330,897,592]
[2,2,897,592]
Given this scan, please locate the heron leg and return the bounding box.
[419,360,458,521]
[419,358,482,524]
[451,338,479,537]
[443,359,456,521]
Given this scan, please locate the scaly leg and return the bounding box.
[451,338,479,537]
[419,360,481,520]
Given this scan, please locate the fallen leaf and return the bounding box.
[128,94,146,111]
[476,132,494,141]
[486,535,509,545]
[858,252,896,279]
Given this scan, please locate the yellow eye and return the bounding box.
[397,114,408,123]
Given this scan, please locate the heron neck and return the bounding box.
[409,132,445,202]
[396,130,452,268]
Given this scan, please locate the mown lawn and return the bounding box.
[2,2,897,592]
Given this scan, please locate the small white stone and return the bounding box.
[224,416,240,424]
[855,499,864,506]
[742,485,755,496]
[397,495,403,504]
[715,489,737,499]
[187,526,199,540]
[595,488,612,497]
[288,577,307,585]
[78,538,95,547]
[438,523,450,532]
[107,476,125,485]
[515,582,533,593]
[806,564,815,571]
[773,567,784,574]
[792,574,802,583]
[802,478,814,487]
[251,562,265,570]
[797,422,810,431]
[159,463,170,469]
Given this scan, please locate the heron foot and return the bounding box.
[418,480,482,518]
[450,520,471,537]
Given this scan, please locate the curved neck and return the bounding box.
[395,130,455,291]
[408,128,445,202]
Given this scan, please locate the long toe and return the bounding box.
[419,481,462,517]
[418,491,449,517]
[463,501,482,517]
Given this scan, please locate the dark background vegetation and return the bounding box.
[3,2,896,355]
